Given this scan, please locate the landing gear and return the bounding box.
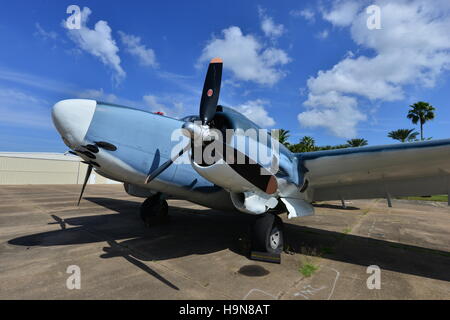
[140,194,169,227]
[251,213,284,254]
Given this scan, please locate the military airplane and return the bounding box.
[52,58,450,254]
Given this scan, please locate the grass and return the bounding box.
[398,195,448,202]
[298,263,319,277]
[299,263,319,277]
[342,228,352,234]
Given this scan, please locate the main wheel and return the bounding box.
[251,214,284,254]
[140,196,169,227]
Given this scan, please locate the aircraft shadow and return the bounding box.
[8,197,450,284]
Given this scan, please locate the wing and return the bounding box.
[298,139,450,202]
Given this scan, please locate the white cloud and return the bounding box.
[321,0,364,27]
[35,23,58,40]
[234,99,276,127]
[198,26,291,85]
[298,91,366,137]
[315,29,329,39]
[306,55,405,102]
[143,94,184,118]
[258,7,285,39]
[64,7,125,82]
[290,8,316,23]
[0,68,75,95]
[77,88,118,103]
[0,87,52,129]
[118,31,157,67]
[299,0,450,138]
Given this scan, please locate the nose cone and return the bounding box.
[52,99,96,148]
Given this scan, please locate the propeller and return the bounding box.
[77,164,93,206]
[144,57,222,184]
[145,144,190,184]
[144,57,278,194]
[199,57,222,125]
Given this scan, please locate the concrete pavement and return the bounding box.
[0,185,449,299]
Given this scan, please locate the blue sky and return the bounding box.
[0,0,449,152]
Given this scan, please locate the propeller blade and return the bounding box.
[145,144,190,184]
[77,164,93,206]
[218,142,278,195]
[199,57,222,125]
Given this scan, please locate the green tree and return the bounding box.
[300,136,317,152]
[387,129,419,143]
[289,136,317,153]
[276,129,290,147]
[318,144,349,150]
[346,138,368,147]
[407,101,435,140]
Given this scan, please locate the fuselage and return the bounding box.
[52,99,236,211]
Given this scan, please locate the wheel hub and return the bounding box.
[270,231,280,249]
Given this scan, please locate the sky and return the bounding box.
[0,0,449,152]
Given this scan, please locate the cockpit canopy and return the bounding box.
[179,115,201,122]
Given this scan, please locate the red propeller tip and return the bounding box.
[210,57,223,64]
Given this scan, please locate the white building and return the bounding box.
[0,152,118,185]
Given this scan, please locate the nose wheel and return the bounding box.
[140,194,169,227]
[251,213,284,254]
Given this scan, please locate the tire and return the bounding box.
[139,196,158,221]
[251,214,284,254]
[140,197,169,226]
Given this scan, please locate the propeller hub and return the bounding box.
[182,122,215,142]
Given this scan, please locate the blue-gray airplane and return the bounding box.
[52,58,450,254]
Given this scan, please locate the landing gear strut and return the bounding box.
[251,213,284,254]
[140,194,169,227]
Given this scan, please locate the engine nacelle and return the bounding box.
[191,158,260,194]
[230,191,278,214]
[124,183,155,198]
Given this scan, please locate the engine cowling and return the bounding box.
[124,183,155,198]
[191,158,259,193]
[230,191,278,214]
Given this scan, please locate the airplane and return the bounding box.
[51,57,450,255]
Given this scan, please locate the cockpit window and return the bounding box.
[180,115,201,122]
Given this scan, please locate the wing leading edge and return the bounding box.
[295,139,450,202]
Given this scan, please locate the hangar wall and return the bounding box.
[0,153,119,185]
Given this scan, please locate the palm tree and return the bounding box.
[346,138,368,147]
[299,136,316,152]
[387,129,419,143]
[407,101,435,140]
[276,129,290,147]
[289,136,317,153]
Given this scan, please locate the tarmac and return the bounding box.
[0,185,449,299]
